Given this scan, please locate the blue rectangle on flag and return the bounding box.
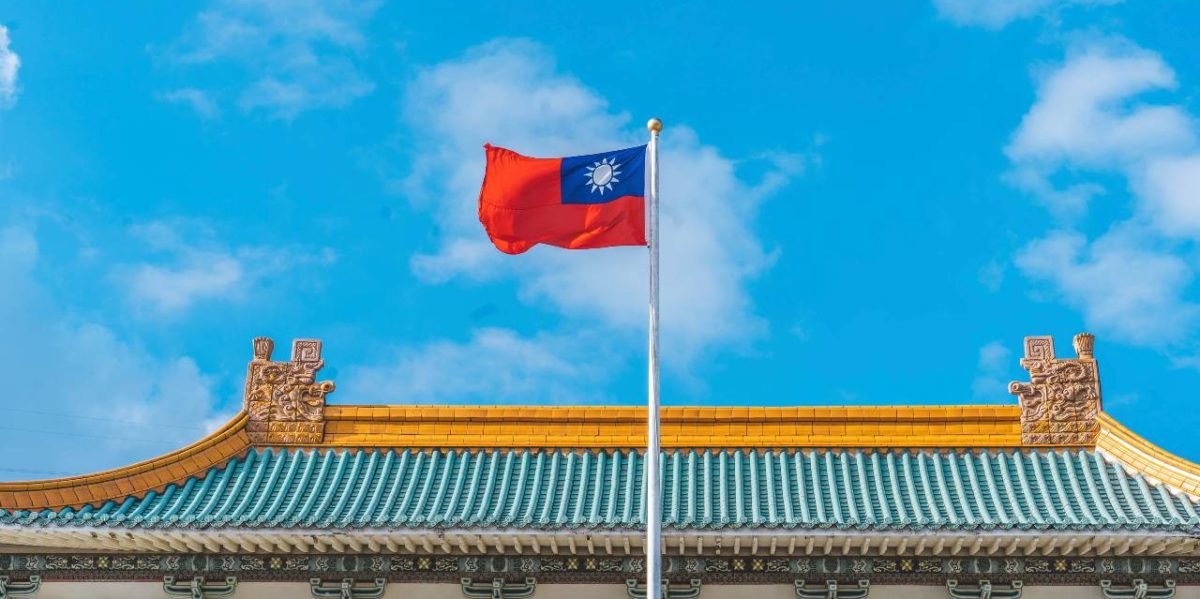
[559,145,647,205]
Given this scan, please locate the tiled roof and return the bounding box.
[4,447,1198,532]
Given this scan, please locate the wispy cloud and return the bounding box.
[342,328,615,405]
[972,340,1013,401]
[399,39,809,367]
[166,0,377,120]
[0,25,19,108]
[159,88,221,120]
[1015,227,1199,346]
[115,219,336,317]
[933,0,1121,29]
[1007,38,1200,355]
[0,225,224,477]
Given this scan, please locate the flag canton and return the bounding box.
[559,145,647,205]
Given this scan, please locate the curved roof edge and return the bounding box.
[0,413,251,511]
[1098,413,1200,497]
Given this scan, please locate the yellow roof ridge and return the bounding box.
[315,403,1023,449]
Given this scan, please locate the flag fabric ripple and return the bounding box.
[478,144,648,254]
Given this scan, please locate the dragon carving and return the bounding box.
[244,337,335,444]
[1009,333,1102,445]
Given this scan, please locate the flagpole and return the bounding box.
[645,117,663,599]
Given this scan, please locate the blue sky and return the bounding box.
[2,0,1200,478]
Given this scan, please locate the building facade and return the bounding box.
[0,334,1197,598]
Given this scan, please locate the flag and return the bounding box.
[478,144,648,254]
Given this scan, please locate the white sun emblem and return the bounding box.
[584,156,622,195]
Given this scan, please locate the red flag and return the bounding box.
[478,144,648,254]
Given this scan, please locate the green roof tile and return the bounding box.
[3,448,1199,532]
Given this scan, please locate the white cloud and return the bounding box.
[978,258,1007,292]
[115,219,335,317]
[1008,45,1193,173]
[0,226,224,477]
[1135,155,1200,239]
[933,0,1120,29]
[1015,228,1200,346]
[168,0,376,120]
[160,88,221,119]
[972,340,1012,401]
[342,328,614,405]
[0,25,19,107]
[1006,39,1200,353]
[400,39,806,365]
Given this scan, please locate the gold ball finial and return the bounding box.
[647,117,663,134]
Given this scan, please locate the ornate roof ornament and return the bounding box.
[244,337,335,445]
[1009,333,1102,446]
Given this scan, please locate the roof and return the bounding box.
[1,333,1199,556]
[3,446,1198,533]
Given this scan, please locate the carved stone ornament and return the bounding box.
[1009,333,1102,445]
[244,337,335,445]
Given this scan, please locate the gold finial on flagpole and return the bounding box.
[647,117,663,134]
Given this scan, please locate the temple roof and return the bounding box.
[4,446,1198,533]
[2,333,1200,556]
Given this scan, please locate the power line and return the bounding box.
[0,424,186,446]
[0,407,210,433]
[0,467,77,477]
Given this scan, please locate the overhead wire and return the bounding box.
[0,407,212,432]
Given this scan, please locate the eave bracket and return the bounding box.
[0,576,41,599]
[310,578,387,599]
[794,579,870,599]
[626,579,702,599]
[1100,579,1176,599]
[461,577,537,599]
[163,576,238,599]
[947,579,1023,599]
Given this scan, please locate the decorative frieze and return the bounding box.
[1009,333,1102,445]
[2,554,1195,586]
[244,337,335,444]
[310,578,387,599]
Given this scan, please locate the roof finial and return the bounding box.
[244,337,335,445]
[1009,334,1102,446]
[1073,332,1095,359]
[252,336,274,361]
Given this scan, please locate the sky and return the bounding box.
[1,0,1200,478]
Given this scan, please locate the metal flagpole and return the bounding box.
[645,117,663,599]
